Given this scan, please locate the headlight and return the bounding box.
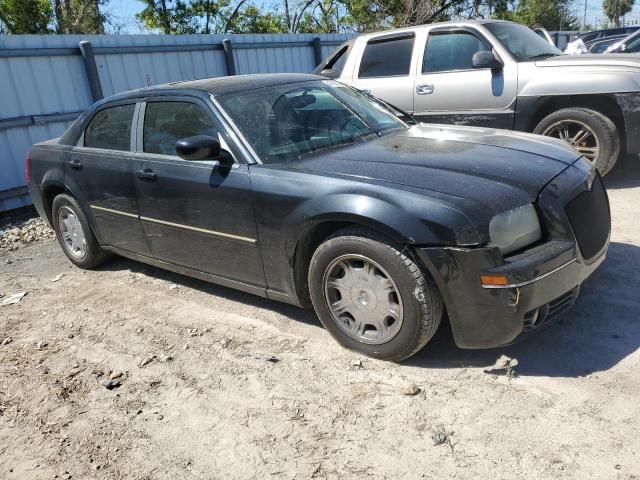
[489,204,542,256]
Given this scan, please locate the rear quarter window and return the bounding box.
[84,104,135,151]
[358,35,415,78]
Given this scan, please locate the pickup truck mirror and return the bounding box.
[176,135,233,166]
[472,51,504,71]
[319,68,339,79]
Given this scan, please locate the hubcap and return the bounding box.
[58,206,87,259]
[542,120,600,163]
[323,254,404,345]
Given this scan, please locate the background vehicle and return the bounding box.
[586,35,628,53]
[316,20,640,175]
[605,29,640,53]
[27,74,609,361]
[565,26,640,53]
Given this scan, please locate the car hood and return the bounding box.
[288,124,579,213]
[536,53,640,68]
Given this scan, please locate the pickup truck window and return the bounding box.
[485,22,562,62]
[84,104,135,151]
[358,35,414,79]
[143,102,217,156]
[423,31,491,73]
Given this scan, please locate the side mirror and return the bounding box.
[319,68,339,79]
[176,135,232,165]
[472,51,504,70]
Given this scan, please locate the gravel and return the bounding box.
[0,217,55,252]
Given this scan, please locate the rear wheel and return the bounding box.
[52,194,110,269]
[534,107,620,176]
[308,227,443,362]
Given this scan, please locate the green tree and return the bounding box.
[0,0,53,34]
[603,0,634,27]
[227,4,285,32]
[52,0,107,33]
[493,0,580,30]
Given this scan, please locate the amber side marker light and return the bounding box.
[480,274,509,286]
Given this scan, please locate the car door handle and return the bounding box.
[68,159,83,170]
[416,84,434,95]
[136,169,158,181]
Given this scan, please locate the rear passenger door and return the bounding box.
[66,101,151,255]
[132,97,265,287]
[350,32,416,113]
[414,28,518,128]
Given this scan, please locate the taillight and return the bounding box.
[25,155,31,183]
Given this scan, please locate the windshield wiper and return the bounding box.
[360,90,417,125]
[528,53,561,60]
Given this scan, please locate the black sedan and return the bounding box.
[26,74,610,361]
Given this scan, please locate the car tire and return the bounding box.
[308,227,443,362]
[534,107,620,176]
[51,194,110,269]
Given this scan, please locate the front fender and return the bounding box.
[251,168,481,300]
[286,191,479,260]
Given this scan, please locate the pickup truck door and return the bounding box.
[131,97,265,288]
[346,32,417,113]
[413,27,518,129]
[66,101,151,256]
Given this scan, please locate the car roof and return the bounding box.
[354,19,514,39]
[103,73,323,103]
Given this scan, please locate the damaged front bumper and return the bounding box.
[416,242,606,348]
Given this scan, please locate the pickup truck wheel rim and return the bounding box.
[323,254,404,345]
[58,206,87,260]
[542,120,600,162]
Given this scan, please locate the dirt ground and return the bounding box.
[1,159,639,480]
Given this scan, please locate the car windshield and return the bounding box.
[216,80,406,163]
[485,22,563,62]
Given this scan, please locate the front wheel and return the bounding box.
[308,227,443,362]
[534,107,620,176]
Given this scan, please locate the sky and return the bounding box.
[104,0,640,34]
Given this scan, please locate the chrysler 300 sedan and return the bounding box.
[27,73,610,361]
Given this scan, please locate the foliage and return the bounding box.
[0,0,53,33]
[492,0,580,30]
[52,0,108,33]
[0,0,596,35]
[602,0,634,27]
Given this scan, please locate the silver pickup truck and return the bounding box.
[315,20,640,175]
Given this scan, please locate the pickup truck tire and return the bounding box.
[51,194,110,269]
[308,226,443,362]
[534,107,620,176]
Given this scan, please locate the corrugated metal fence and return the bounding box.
[0,33,352,212]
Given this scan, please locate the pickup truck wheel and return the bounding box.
[52,194,110,269]
[534,108,620,176]
[308,227,443,362]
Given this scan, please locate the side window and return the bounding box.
[143,102,217,156]
[326,46,348,72]
[358,35,415,78]
[84,104,135,151]
[423,31,491,73]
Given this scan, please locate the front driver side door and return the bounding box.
[414,28,518,129]
[132,97,265,288]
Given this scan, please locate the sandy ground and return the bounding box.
[1,159,639,480]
